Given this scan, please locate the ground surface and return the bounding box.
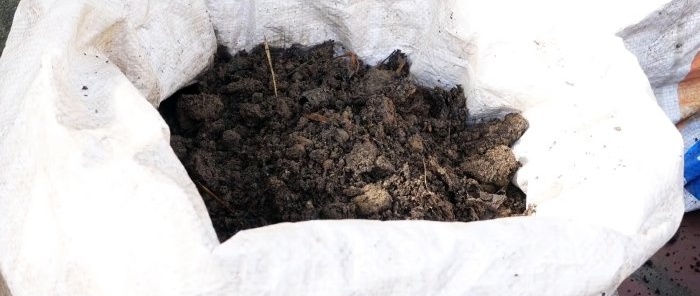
[619,211,700,296]
[0,0,19,55]
[160,41,528,241]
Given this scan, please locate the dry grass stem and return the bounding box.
[264,36,278,97]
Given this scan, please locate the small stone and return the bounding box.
[352,184,392,215]
[335,128,350,143]
[408,134,424,152]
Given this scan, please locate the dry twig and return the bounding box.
[264,36,278,97]
[195,181,236,216]
[422,157,433,194]
[303,112,329,123]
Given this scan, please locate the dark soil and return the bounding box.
[159,41,529,242]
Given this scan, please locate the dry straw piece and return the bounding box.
[263,36,278,97]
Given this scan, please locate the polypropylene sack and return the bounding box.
[0,0,230,295]
[0,0,685,295]
[619,0,700,212]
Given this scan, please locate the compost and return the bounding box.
[159,41,529,241]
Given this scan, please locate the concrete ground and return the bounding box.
[619,211,700,296]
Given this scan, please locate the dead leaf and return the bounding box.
[304,113,329,123]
